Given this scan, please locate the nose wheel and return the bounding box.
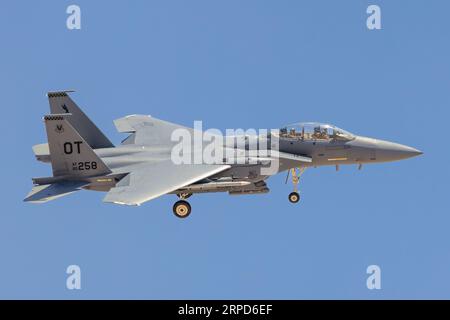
[286,167,306,204]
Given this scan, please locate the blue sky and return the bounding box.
[0,0,449,299]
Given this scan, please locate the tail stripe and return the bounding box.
[44,115,64,121]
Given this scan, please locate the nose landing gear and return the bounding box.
[286,167,306,204]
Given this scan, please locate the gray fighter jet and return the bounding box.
[25,91,422,218]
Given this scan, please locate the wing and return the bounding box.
[103,161,230,206]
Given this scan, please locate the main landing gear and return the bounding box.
[173,193,192,218]
[286,167,306,204]
[288,192,300,203]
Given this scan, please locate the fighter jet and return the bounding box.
[25,91,422,218]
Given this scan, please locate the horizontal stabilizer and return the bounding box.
[24,181,88,203]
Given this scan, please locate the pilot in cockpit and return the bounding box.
[312,126,329,140]
[321,127,328,139]
[313,126,321,138]
[290,128,296,137]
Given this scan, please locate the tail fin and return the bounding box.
[44,114,112,177]
[47,91,114,149]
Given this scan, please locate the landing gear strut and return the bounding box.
[286,167,306,204]
[177,193,192,200]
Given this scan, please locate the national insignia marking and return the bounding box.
[55,124,64,133]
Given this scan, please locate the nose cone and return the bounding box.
[375,140,423,162]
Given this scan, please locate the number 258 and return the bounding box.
[77,161,97,170]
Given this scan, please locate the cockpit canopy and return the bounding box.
[279,122,355,141]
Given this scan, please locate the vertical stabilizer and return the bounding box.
[47,91,114,149]
[44,114,111,177]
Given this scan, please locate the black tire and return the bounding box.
[173,200,192,218]
[288,192,300,203]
